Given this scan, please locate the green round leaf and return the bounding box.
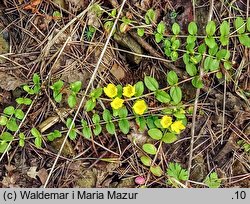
[224,61,232,70]
[186,42,195,53]
[216,72,223,79]
[198,43,206,54]
[192,76,204,88]
[170,86,182,104]
[183,53,190,65]
[118,106,128,118]
[106,122,115,135]
[23,85,34,95]
[172,23,180,35]
[239,34,250,47]
[204,57,220,72]
[84,98,96,112]
[148,128,163,140]
[146,116,157,129]
[15,109,25,120]
[6,118,18,132]
[70,81,82,93]
[216,49,228,60]
[92,114,100,124]
[93,124,102,136]
[4,106,15,115]
[140,156,152,167]
[103,109,112,122]
[90,87,103,99]
[135,116,147,131]
[220,21,230,36]
[186,63,197,76]
[150,165,163,177]
[31,127,41,138]
[116,84,123,98]
[219,35,229,46]
[51,80,64,91]
[54,93,62,103]
[68,94,77,108]
[118,119,130,134]
[34,137,42,148]
[137,28,145,37]
[234,17,245,34]
[1,132,14,141]
[145,9,156,25]
[155,90,171,103]
[142,143,157,155]
[247,17,250,32]
[208,44,218,56]
[170,51,178,61]
[69,130,77,140]
[167,71,178,85]
[53,11,62,18]
[66,118,75,128]
[162,132,177,144]
[205,36,217,49]
[157,21,165,34]
[172,39,180,50]
[0,116,8,126]
[206,21,216,36]
[23,98,32,105]
[144,76,159,91]
[82,127,92,139]
[0,142,9,153]
[188,22,198,35]
[210,59,220,71]
[155,33,163,43]
[187,35,197,44]
[134,81,144,97]
[164,39,171,48]
[190,54,202,64]
[32,73,40,85]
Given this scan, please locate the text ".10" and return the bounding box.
[234,191,246,200]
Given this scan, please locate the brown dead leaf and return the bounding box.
[1,173,20,187]
[37,168,48,185]
[110,62,126,80]
[0,72,24,91]
[140,0,152,10]
[27,166,38,179]
[5,164,16,172]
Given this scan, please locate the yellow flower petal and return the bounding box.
[104,84,117,98]
[123,84,136,98]
[111,97,124,110]
[160,116,172,128]
[132,99,147,115]
[170,120,185,134]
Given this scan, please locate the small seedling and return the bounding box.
[31,127,42,148]
[47,130,62,141]
[204,172,221,188]
[166,162,189,187]
[67,81,82,108]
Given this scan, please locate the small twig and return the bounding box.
[192,0,196,22]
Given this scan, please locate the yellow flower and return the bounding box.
[170,120,185,134]
[132,99,147,115]
[104,83,117,98]
[111,97,124,110]
[123,84,136,98]
[160,116,173,128]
